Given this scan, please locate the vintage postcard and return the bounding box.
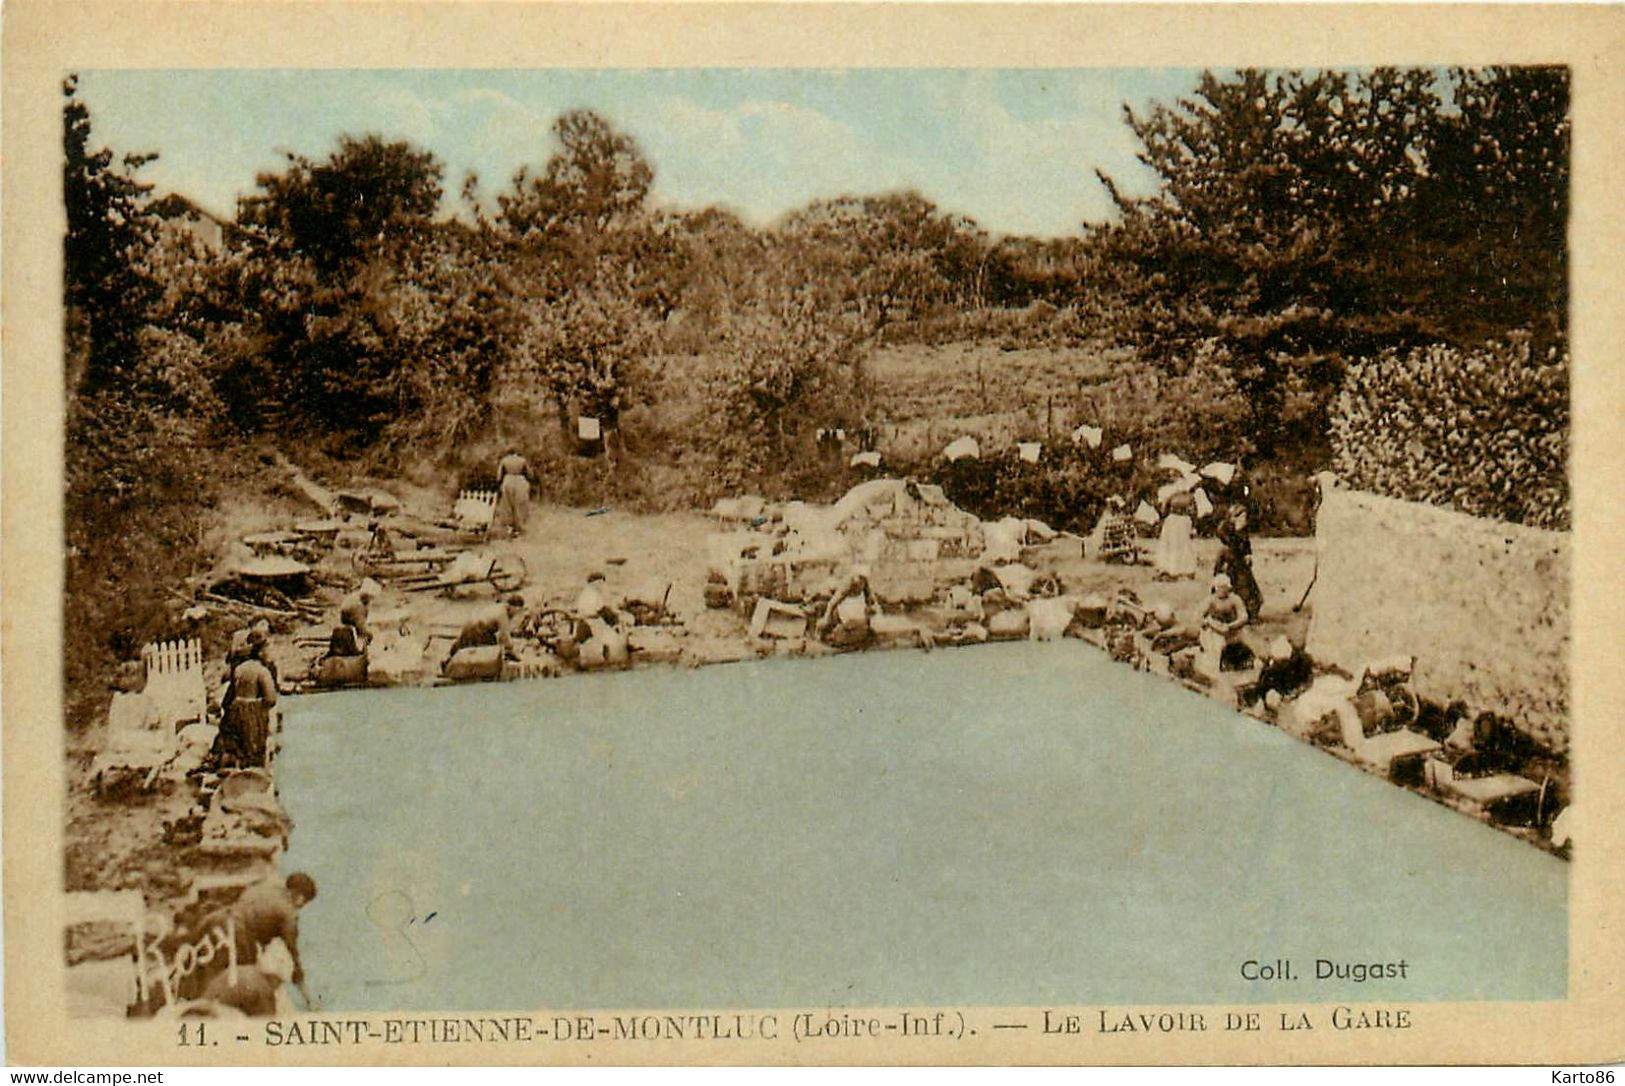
[4,1,1623,1068]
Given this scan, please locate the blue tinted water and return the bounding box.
[277,641,1566,1011]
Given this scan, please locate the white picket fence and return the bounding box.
[141,638,206,729]
[92,638,205,789]
[453,489,496,531]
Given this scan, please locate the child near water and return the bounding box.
[1200,573,1252,671]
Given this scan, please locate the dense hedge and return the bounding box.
[928,445,1141,535]
[1330,340,1569,530]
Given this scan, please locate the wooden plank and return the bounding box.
[1446,774,1540,804]
[201,592,302,618]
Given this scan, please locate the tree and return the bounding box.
[237,135,444,275]
[1093,71,1351,453]
[1099,66,1568,346]
[1416,66,1569,351]
[1099,69,1405,335]
[497,109,654,244]
[64,74,159,393]
[1090,67,1568,456]
[140,196,240,336]
[702,275,868,482]
[984,235,1103,308]
[483,111,667,454]
[62,83,229,722]
[229,136,448,438]
[636,207,772,345]
[368,217,520,455]
[504,277,655,449]
[778,191,988,333]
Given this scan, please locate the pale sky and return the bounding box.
[76,69,1204,238]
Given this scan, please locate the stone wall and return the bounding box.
[1306,488,1570,755]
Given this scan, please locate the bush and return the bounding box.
[1330,338,1569,529]
[695,293,867,489]
[925,443,1148,535]
[63,379,224,730]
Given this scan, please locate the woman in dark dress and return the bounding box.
[1214,505,1264,621]
[216,632,277,768]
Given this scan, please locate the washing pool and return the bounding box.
[278,641,1566,1011]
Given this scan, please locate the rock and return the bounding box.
[368,491,402,515]
[628,627,684,664]
[444,645,503,681]
[871,614,921,646]
[1028,598,1073,641]
[1353,688,1394,731]
[987,608,1030,640]
[315,654,367,687]
[1074,594,1109,629]
[870,573,936,606]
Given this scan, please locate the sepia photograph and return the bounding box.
[5,1,1624,1069]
